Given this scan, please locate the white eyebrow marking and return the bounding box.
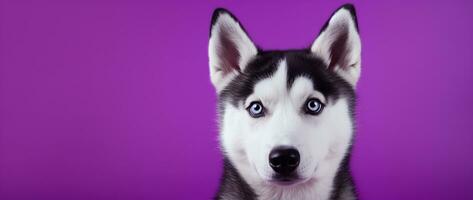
[290,76,326,104]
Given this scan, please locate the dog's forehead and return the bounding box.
[252,59,316,102]
[220,50,347,106]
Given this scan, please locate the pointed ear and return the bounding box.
[311,4,362,87]
[208,8,258,92]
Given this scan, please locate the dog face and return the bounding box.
[209,5,361,187]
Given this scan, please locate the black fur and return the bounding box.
[330,150,358,200]
[214,158,257,200]
[219,50,355,118]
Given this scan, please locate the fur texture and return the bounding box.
[208,4,361,200]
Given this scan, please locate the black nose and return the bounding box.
[269,146,300,176]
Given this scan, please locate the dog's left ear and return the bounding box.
[208,8,258,93]
[311,4,362,87]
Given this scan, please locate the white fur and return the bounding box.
[220,60,354,200]
[208,13,258,92]
[311,8,362,87]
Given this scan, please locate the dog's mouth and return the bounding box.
[268,175,310,186]
[266,165,318,187]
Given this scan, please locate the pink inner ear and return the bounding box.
[217,30,241,75]
[328,29,350,71]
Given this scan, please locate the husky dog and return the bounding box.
[208,4,361,200]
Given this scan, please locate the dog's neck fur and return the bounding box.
[215,154,356,200]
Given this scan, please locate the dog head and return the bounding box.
[208,5,361,187]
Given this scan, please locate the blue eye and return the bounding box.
[305,98,324,115]
[247,101,265,118]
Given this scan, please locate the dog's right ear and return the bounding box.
[208,8,258,93]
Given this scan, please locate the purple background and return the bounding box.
[1,0,473,199]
